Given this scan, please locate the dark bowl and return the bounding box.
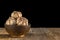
[4,24,31,37]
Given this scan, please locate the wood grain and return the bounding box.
[0,28,60,40]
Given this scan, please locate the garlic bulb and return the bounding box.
[11,11,22,18]
[5,17,16,25]
[17,17,28,26]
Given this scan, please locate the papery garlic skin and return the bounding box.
[17,17,28,26]
[11,11,22,18]
[5,17,16,25]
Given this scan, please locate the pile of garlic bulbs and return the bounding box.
[5,11,28,26]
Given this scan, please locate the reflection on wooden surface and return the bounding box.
[0,28,60,40]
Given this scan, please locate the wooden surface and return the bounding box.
[0,28,60,40]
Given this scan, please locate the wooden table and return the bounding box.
[0,28,60,40]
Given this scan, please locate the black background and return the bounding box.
[0,0,60,28]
